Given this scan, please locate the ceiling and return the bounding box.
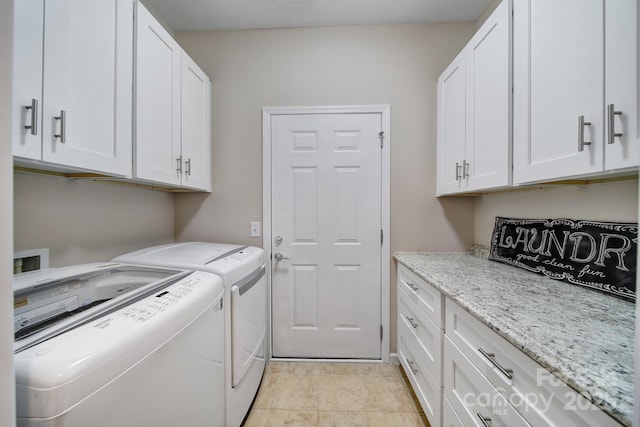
[143,0,494,32]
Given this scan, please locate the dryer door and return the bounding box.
[231,267,266,387]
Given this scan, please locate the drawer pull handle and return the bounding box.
[406,316,418,329]
[607,104,623,144]
[406,359,418,375]
[476,412,492,427]
[462,160,470,179]
[478,347,513,380]
[54,110,66,143]
[407,283,419,292]
[578,115,592,152]
[25,98,38,135]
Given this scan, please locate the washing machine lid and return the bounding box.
[13,262,192,353]
[113,242,266,284]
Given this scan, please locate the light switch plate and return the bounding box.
[250,221,261,237]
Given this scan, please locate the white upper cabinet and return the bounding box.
[464,0,511,191]
[436,0,511,196]
[135,2,212,191]
[436,51,467,195]
[604,0,638,170]
[135,2,182,187]
[513,0,637,184]
[12,0,44,162]
[180,53,212,191]
[13,0,133,177]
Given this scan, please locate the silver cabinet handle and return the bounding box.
[54,110,66,143]
[607,104,623,144]
[274,252,291,261]
[176,156,183,175]
[24,98,38,135]
[406,359,418,375]
[185,158,192,176]
[407,282,419,292]
[578,115,592,152]
[406,316,418,329]
[455,162,462,181]
[478,347,513,380]
[477,412,492,427]
[462,160,470,179]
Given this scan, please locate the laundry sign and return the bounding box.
[489,217,637,302]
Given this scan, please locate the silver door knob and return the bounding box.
[274,252,291,261]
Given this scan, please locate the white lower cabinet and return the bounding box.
[397,264,443,427]
[397,265,623,427]
[398,286,442,379]
[399,326,442,427]
[444,337,530,427]
[445,299,622,427]
[442,395,464,427]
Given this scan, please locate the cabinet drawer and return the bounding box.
[398,285,442,383]
[444,337,531,427]
[445,299,622,427]
[397,265,443,327]
[443,395,465,427]
[398,327,442,427]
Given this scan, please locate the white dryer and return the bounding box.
[13,262,225,427]
[113,242,266,427]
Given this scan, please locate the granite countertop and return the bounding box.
[394,252,635,427]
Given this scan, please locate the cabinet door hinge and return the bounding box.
[380,325,383,340]
[378,131,384,148]
[380,229,384,245]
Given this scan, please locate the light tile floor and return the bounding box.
[242,361,431,427]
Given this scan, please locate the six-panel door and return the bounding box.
[271,112,383,359]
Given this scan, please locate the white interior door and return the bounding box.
[271,112,382,359]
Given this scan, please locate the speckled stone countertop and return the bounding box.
[394,252,634,426]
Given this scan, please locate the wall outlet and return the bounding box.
[250,221,261,238]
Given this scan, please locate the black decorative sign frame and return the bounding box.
[489,217,637,302]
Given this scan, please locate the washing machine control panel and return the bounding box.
[119,277,199,322]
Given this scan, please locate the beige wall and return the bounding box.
[1,0,15,424]
[13,173,176,266]
[175,24,476,251]
[175,23,476,353]
[474,180,639,246]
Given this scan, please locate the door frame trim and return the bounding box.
[262,105,391,362]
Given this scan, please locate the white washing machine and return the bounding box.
[13,262,225,427]
[113,242,266,427]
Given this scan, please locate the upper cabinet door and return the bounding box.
[604,0,638,170]
[513,0,604,184]
[12,0,44,161]
[436,0,511,196]
[135,2,182,187]
[465,0,511,191]
[180,52,212,192]
[436,51,467,196]
[41,0,133,176]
